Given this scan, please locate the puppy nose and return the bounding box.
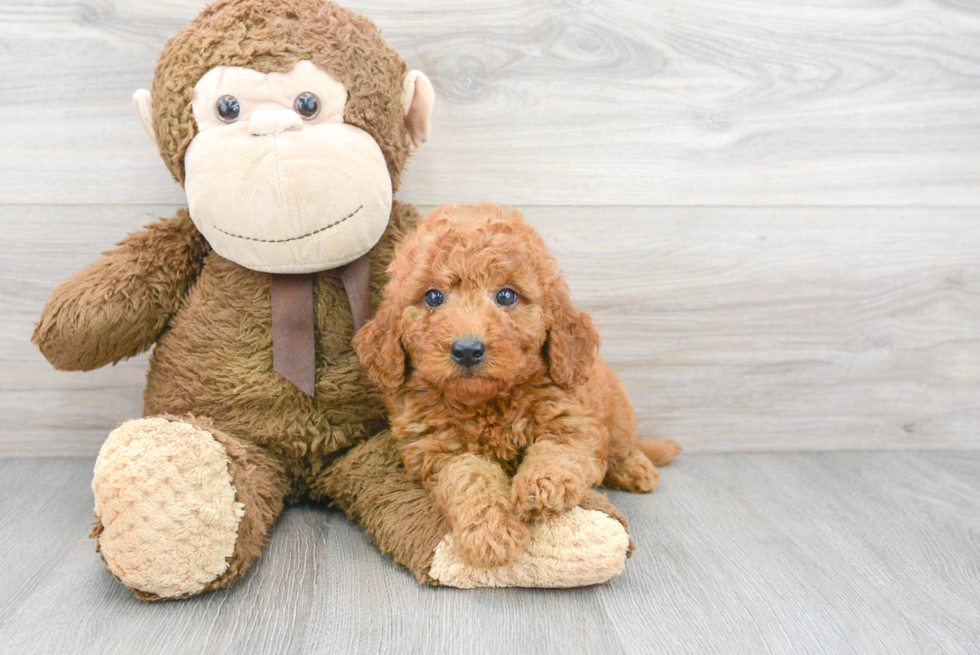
[451,337,486,368]
[249,109,302,136]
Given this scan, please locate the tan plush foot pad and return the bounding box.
[428,507,631,589]
[92,417,244,598]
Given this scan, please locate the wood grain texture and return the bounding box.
[2,1,979,453]
[0,0,979,206]
[5,205,979,455]
[1,453,978,653]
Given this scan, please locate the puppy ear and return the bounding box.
[546,280,600,389]
[353,299,407,395]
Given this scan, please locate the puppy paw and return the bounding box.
[604,450,661,493]
[452,508,529,569]
[511,470,586,521]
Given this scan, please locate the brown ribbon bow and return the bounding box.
[270,254,371,397]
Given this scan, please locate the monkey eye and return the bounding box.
[494,288,519,307]
[424,289,445,309]
[294,92,320,120]
[215,95,241,123]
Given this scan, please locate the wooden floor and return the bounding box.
[1,453,978,654]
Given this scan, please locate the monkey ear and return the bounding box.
[352,300,407,395]
[132,89,157,149]
[402,70,434,151]
[546,281,601,389]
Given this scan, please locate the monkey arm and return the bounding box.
[511,398,608,521]
[33,209,209,371]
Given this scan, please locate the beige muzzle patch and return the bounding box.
[248,108,303,136]
[181,62,393,274]
[92,418,244,598]
[184,120,392,274]
[428,507,631,589]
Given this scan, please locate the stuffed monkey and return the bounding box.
[33,0,635,599]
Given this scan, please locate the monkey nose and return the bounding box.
[248,109,303,136]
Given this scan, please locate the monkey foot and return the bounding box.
[92,417,244,599]
[427,507,631,589]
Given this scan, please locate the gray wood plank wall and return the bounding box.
[2,0,979,455]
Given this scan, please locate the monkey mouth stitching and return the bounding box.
[214,205,363,243]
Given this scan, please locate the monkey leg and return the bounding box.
[91,415,287,600]
[315,429,450,582]
[317,430,635,588]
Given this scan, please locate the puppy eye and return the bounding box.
[294,92,320,119]
[424,289,445,308]
[495,288,518,307]
[215,95,241,123]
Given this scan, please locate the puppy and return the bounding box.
[354,203,680,569]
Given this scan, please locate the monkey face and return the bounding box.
[167,61,388,273]
[137,1,434,273]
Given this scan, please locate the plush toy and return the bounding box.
[33,0,636,599]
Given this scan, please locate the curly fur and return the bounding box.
[354,203,681,569]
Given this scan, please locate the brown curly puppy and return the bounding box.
[354,203,680,569]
